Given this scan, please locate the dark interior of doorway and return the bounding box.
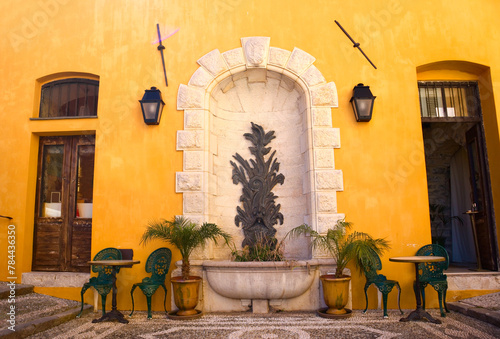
[423,121,482,269]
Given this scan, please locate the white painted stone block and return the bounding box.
[176,172,203,192]
[313,128,340,148]
[316,170,343,191]
[177,84,205,110]
[222,48,245,68]
[317,214,346,234]
[177,130,204,150]
[188,67,214,88]
[286,47,316,75]
[184,110,204,129]
[184,151,204,171]
[241,37,270,67]
[183,192,204,214]
[301,65,326,87]
[314,149,335,169]
[197,49,228,76]
[316,192,337,213]
[268,47,291,68]
[311,82,338,107]
[312,107,333,127]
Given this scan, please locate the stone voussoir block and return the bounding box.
[268,47,291,68]
[188,67,215,88]
[197,49,229,76]
[241,37,271,68]
[222,48,245,68]
[301,65,326,88]
[286,47,316,75]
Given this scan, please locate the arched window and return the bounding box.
[39,78,99,118]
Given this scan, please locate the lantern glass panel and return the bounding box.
[355,98,373,118]
[142,102,159,120]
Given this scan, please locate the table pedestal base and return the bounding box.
[92,310,129,324]
[400,308,441,324]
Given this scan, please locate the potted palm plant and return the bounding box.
[140,216,232,318]
[288,219,390,317]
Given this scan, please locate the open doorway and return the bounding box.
[420,81,497,271]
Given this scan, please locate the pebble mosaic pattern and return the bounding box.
[28,310,500,339]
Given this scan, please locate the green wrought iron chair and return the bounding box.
[129,247,172,319]
[77,247,122,318]
[361,247,403,318]
[416,244,449,317]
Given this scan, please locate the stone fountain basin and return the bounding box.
[203,260,319,300]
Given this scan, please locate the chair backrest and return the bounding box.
[92,247,122,279]
[416,244,449,281]
[145,247,172,284]
[361,247,383,282]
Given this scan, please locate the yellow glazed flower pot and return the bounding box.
[320,274,351,315]
[171,276,202,316]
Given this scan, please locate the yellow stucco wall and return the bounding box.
[1,0,500,312]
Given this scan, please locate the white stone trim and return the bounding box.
[176,37,342,238]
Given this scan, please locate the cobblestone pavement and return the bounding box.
[28,309,500,339]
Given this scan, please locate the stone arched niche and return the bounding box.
[176,37,344,259]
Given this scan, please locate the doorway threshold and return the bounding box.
[22,271,90,287]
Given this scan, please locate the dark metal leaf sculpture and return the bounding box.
[230,122,285,248]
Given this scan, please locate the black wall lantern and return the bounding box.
[350,83,376,122]
[139,87,165,125]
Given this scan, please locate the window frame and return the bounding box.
[35,78,99,119]
[418,81,482,123]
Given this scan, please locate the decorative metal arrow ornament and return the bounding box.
[335,20,377,69]
[156,24,168,86]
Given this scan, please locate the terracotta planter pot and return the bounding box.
[320,274,351,315]
[171,276,202,316]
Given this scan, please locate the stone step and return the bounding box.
[0,291,92,339]
[0,282,34,300]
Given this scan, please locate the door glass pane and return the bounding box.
[40,145,64,217]
[75,145,95,218]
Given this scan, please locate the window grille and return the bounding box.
[39,78,99,118]
[418,81,480,119]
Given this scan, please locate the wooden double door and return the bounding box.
[32,135,95,272]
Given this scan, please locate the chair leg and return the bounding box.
[77,284,91,318]
[101,294,107,316]
[129,285,138,317]
[146,295,153,319]
[437,290,446,317]
[443,287,449,313]
[161,284,168,314]
[396,283,403,314]
[77,288,87,318]
[382,292,389,318]
[363,284,370,313]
